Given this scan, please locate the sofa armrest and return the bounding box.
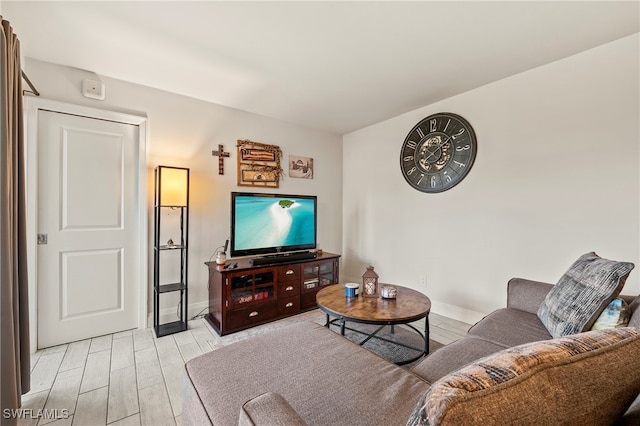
[239,392,307,426]
[507,278,554,314]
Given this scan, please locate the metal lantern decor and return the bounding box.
[362,266,379,298]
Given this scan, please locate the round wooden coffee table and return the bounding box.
[316,283,431,365]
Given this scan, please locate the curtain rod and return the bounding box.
[21,70,40,96]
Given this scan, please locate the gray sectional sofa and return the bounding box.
[183,277,640,425]
[412,277,640,384]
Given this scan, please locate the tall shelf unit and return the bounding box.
[153,166,190,337]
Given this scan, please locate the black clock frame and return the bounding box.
[400,112,477,193]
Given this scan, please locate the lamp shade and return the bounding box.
[158,166,189,207]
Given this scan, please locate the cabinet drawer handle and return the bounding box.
[249,311,259,317]
[285,286,294,291]
[286,270,294,275]
[285,302,294,308]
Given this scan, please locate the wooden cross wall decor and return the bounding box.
[212,144,230,175]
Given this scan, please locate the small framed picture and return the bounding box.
[241,169,277,183]
[289,155,314,179]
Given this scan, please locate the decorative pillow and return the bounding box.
[537,252,634,338]
[406,328,640,426]
[591,298,630,330]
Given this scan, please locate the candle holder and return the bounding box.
[361,266,379,298]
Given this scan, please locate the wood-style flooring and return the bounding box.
[20,310,470,426]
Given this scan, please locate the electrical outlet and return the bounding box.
[419,275,427,288]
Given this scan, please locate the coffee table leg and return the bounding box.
[425,315,430,355]
[324,313,330,327]
[340,317,346,335]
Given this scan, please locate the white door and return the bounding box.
[37,110,140,348]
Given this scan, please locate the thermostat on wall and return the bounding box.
[81,79,106,100]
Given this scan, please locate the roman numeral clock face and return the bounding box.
[400,113,477,193]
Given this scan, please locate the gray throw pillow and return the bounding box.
[537,252,634,338]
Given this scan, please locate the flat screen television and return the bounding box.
[230,192,317,258]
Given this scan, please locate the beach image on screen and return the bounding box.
[234,196,315,250]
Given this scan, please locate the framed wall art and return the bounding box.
[236,139,283,188]
[289,155,314,179]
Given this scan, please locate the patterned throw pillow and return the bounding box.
[406,328,640,426]
[591,298,631,330]
[537,252,634,338]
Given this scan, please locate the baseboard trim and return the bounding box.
[147,300,209,328]
[431,300,484,325]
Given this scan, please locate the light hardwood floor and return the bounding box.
[19,310,470,426]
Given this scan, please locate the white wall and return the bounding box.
[23,33,640,328]
[24,58,343,321]
[343,34,640,324]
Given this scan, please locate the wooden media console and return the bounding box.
[205,252,340,335]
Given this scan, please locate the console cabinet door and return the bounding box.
[227,270,276,308]
[301,259,338,309]
[317,261,337,287]
[302,259,337,293]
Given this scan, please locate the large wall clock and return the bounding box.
[399,112,477,193]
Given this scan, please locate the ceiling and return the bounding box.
[4,1,639,134]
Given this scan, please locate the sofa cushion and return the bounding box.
[537,252,634,338]
[411,336,508,385]
[406,327,640,426]
[506,278,554,314]
[467,308,552,347]
[591,298,631,330]
[184,321,430,426]
[626,296,640,329]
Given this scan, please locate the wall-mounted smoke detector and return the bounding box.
[81,79,105,100]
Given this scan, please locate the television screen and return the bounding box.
[230,192,317,257]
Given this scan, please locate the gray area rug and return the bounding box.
[328,320,444,368]
[211,310,443,368]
